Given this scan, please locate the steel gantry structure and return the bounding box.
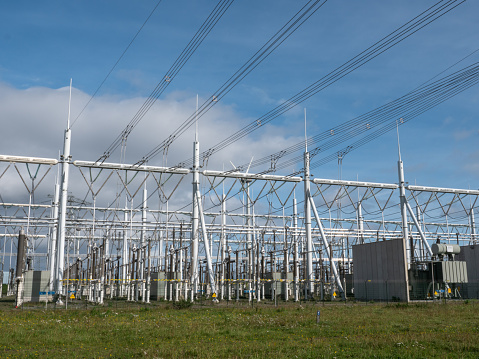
[0,122,477,306]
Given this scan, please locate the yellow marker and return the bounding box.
[447,288,451,294]
[434,291,438,296]
[212,293,217,298]
[70,293,75,300]
[333,292,337,297]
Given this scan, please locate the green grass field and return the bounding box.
[0,298,478,358]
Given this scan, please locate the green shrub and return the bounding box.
[173,300,193,310]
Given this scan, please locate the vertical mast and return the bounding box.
[471,207,476,244]
[357,202,364,244]
[49,170,60,291]
[140,181,147,299]
[220,193,226,299]
[293,196,299,302]
[303,109,313,298]
[122,208,128,295]
[396,121,410,302]
[190,95,200,301]
[56,79,73,301]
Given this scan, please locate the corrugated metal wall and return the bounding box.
[458,245,479,299]
[353,239,408,301]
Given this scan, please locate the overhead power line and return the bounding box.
[180,60,479,215]
[136,0,329,165]
[177,0,464,169]
[97,0,236,163]
[239,62,479,175]
[71,0,164,128]
[304,62,479,174]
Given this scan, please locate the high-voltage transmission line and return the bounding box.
[72,0,164,128]
[193,61,479,214]
[260,62,479,175]
[96,0,236,163]
[176,0,464,170]
[136,0,329,165]
[306,64,479,172]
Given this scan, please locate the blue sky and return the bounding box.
[0,0,478,193]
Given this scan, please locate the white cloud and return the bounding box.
[0,83,303,210]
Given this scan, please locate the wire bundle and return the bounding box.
[176,0,464,169]
[137,0,329,165]
[98,0,236,162]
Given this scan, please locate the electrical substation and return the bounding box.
[3,130,478,306]
[2,0,478,307]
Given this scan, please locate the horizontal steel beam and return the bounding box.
[0,203,51,208]
[406,185,479,195]
[312,178,398,189]
[202,170,302,182]
[0,154,58,165]
[73,160,190,174]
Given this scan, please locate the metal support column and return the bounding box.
[405,201,433,256]
[56,80,73,301]
[122,210,128,297]
[293,198,299,301]
[49,176,60,292]
[471,208,476,244]
[191,140,200,301]
[303,151,313,298]
[220,195,226,299]
[397,132,411,302]
[309,195,345,298]
[357,202,364,244]
[196,190,218,301]
[15,229,27,307]
[140,184,147,301]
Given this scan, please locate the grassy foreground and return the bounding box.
[0,299,478,358]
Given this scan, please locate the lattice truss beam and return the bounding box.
[0,157,477,285]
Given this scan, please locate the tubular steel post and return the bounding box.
[100,242,105,305]
[49,176,60,292]
[471,208,476,244]
[179,228,184,300]
[303,151,313,299]
[140,184,147,301]
[228,246,232,301]
[146,239,151,303]
[397,132,411,302]
[235,251,239,302]
[191,140,200,302]
[357,202,364,244]
[309,194,345,298]
[56,83,72,301]
[256,240,261,303]
[416,206,424,260]
[15,229,27,307]
[284,226,289,301]
[293,197,299,302]
[261,245,265,300]
[122,210,128,297]
[398,150,411,266]
[196,190,218,301]
[405,200,433,256]
[221,195,226,300]
[247,181,253,302]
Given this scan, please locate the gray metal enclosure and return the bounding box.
[353,239,408,301]
[23,271,51,302]
[150,272,167,300]
[457,245,479,299]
